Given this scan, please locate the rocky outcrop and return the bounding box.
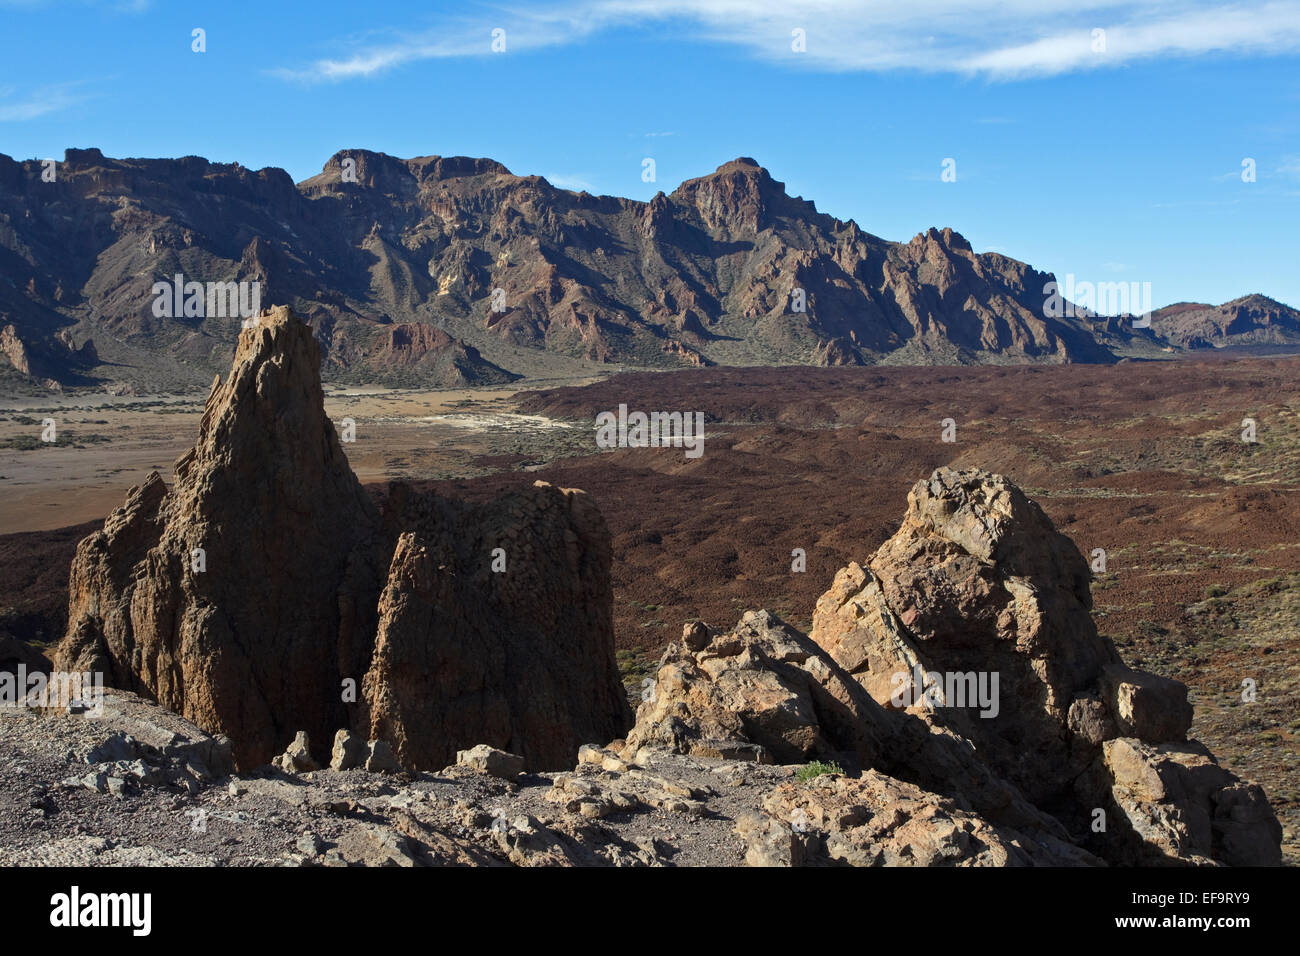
[626,612,1093,854]
[58,308,382,769]
[56,306,629,771]
[738,770,1094,867]
[806,466,1282,865]
[0,324,31,375]
[812,468,1120,803]
[617,467,1280,866]
[361,485,629,771]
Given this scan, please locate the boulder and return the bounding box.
[622,612,883,767]
[278,732,319,773]
[365,740,401,774]
[329,729,366,771]
[1100,664,1193,743]
[456,745,526,779]
[1082,738,1282,866]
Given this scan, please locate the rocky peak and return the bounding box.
[670,158,790,236]
[908,226,974,257]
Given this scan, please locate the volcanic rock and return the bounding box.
[456,745,526,779]
[360,484,629,771]
[621,611,884,767]
[0,148,1188,391]
[738,770,1095,867]
[55,305,629,771]
[812,467,1124,801]
[1083,738,1282,866]
[624,610,1076,844]
[808,465,1283,865]
[57,307,382,769]
[330,730,365,771]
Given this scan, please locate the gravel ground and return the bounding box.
[0,690,800,867]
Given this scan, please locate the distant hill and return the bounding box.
[1149,294,1300,349]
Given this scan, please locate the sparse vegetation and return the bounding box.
[796,760,843,782]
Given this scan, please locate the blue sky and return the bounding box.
[2,0,1298,309]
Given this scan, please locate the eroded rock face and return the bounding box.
[56,306,628,770]
[805,466,1282,866]
[58,308,381,769]
[362,496,628,771]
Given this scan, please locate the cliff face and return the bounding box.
[0,148,1179,391]
[55,305,629,770]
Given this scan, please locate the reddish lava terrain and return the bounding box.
[2,354,1298,858]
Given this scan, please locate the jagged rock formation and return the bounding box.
[625,612,1097,864]
[615,468,1281,866]
[37,314,1284,864]
[812,468,1120,803]
[805,466,1282,865]
[0,147,1203,391]
[55,306,629,770]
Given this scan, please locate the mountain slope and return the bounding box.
[0,148,1226,390]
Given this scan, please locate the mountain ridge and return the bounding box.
[1,147,1294,392]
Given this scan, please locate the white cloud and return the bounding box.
[0,83,87,121]
[545,173,597,191]
[274,1,1300,82]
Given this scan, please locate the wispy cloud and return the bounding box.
[0,83,89,121]
[545,173,597,191]
[274,1,1300,83]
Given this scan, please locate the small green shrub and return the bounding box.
[796,760,844,782]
